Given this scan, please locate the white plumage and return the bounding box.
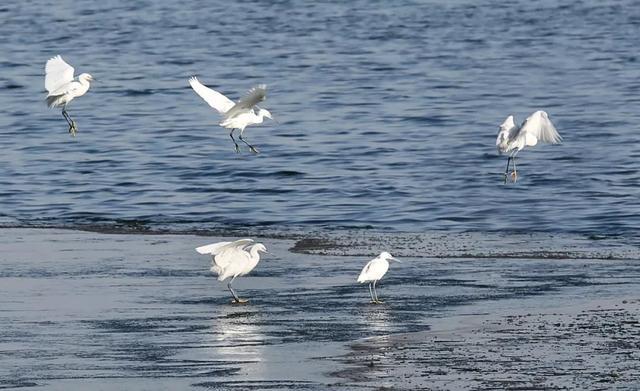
[496,110,562,183]
[357,252,400,304]
[44,55,94,136]
[196,238,267,304]
[189,77,273,154]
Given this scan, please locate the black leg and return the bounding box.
[368,282,375,303]
[239,134,259,154]
[503,157,511,184]
[62,109,77,136]
[229,129,240,153]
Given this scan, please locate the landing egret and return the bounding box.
[196,239,268,304]
[496,110,562,183]
[357,252,401,304]
[44,55,94,136]
[189,77,274,154]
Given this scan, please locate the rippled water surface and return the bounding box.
[0,0,639,235]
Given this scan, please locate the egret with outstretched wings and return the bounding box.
[44,55,94,136]
[189,77,274,153]
[496,110,562,183]
[196,238,268,304]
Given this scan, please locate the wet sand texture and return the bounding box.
[1,229,639,390]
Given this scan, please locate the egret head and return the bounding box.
[79,73,95,82]
[380,251,401,262]
[259,108,273,121]
[253,243,268,253]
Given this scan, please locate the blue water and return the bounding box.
[0,0,638,235]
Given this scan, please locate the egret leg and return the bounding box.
[227,276,248,304]
[62,109,77,137]
[511,156,518,183]
[229,129,240,153]
[503,157,511,184]
[368,282,376,303]
[373,280,383,304]
[239,134,259,154]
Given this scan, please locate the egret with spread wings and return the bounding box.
[357,252,401,304]
[189,77,274,153]
[496,110,562,183]
[196,239,268,304]
[44,55,94,136]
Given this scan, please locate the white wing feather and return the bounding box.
[357,259,374,283]
[223,84,267,119]
[518,111,562,146]
[45,55,75,94]
[195,238,253,255]
[196,239,254,276]
[189,77,235,114]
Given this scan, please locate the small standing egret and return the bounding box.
[357,252,401,304]
[196,238,268,304]
[44,55,94,136]
[189,77,274,154]
[496,110,562,183]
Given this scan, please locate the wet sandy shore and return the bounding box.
[0,228,638,390]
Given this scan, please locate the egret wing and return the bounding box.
[196,241,232,255]
[189,77,235,114]
[45,55,75,93]
[223,84,267,119]
[518,111,562,146]
[357,259,375,283]
[196,238,253,255]
[496,115,517,146]
[213,240,253,272]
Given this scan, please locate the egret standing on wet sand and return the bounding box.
[196,239,268,304]
[357,252,401,304]
[45,55,94,136]
[189,77,274,154]
[496,110,562,183]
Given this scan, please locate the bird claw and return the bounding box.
[249,146,260,154]
[69,121,78,137]
[231,298,249,304]
[370,299,384,304]
[234,145,240,153]
[511,171,518,182]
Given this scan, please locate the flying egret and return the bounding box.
[196,239,268,304]
[44,55,94,136]
[357,252,401,304]
[189,77,273,154]
[496,110,562,183]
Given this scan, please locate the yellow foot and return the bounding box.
[231,298,249,304]
[69,121,78,137]
[249,146,260,154]
[370,299,384,304]
[511,171,518,182]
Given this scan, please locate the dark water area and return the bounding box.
[0,0,639,236]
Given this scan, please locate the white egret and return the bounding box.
[196,239,268,304]
[44,55,94,136]
[189,77,274,154]
[496,110,562,183]
[357,252,401,304]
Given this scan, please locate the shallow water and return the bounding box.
[0,1,638,235]
[2,229,639,390]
